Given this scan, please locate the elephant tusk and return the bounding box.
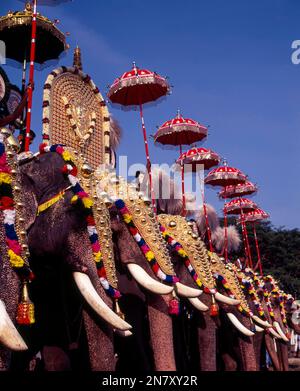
[175,282,203,298]
[127,264,173,295]
[215,292,240,305]
[114,329,133,338]
[254,324,264,332]
[251,315,272,328]
[0,300,28,351]
[188,297,209,312]
[273,321,289,342]
[226,312,255,337]
[268,327,281,339]
[73,272,132,331]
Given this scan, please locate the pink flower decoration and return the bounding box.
[56,146,64,155]
[140,244,149,254]
[6,239,22,255]
[92,242,100,253]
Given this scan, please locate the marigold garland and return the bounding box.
[238,276,266,319]
[247,270,276,320]
[0,135,34,280]
[114,199,179,284]
[159,224,217,293]
[39,143,120,299]
[264,275,287,326]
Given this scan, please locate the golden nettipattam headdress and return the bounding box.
[42,47,112,168]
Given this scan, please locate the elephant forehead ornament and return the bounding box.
[157,214,216,291]
[209,252,252,316]
[64,148,118,290]
[95,170,176,280]
[42,58,111,169]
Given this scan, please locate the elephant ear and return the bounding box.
[18,160,38,231]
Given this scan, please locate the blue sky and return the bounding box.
[2,0,300,228]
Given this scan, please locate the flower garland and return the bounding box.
[239,276,266,318]
[264,275,287,326]
[114,199,178,284]
[159,224,217,294]
[246,269,275,321]
[213,272,236,298]
[0,134,34,280]
[39,143,120,299]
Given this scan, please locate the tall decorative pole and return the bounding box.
[24,1,37,152]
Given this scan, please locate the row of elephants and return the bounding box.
[0,127,298,372]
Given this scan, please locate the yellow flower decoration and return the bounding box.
[145,251,155,261]
[93,251,102,262]
[123,213,132,224]
[8,249,24,268]
[71,195,79,204]
[61,150,74,162]
[82,197,93,209]
[0,172,12,184]
[178,248,188,257]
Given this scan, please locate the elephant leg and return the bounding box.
[147,293,176,371]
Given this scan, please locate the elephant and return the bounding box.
[230,266,291,371]
[1,138,204,371]
[136,168,269,371]
[0,137,135,371]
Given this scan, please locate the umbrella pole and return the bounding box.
[238,198,253,268]
[198,170,213,252]
[139,103,156,212]
[253,222,263,276]
[243,220,253,268]
[20,56,27,127]
[179,144,186,216]
[24,0,38,152]
[223,200,228,263]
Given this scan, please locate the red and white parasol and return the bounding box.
[205,165,247,187]
[224,197,257,268]
[219,181,258,199]
[205,163,247,262]
[154,110,208,214]
[176,146,220,171]
[224,198,258,215]
[108,62,170,209]
[175,146,221,251]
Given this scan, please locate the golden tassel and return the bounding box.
[16,280,35,325]
[113,299,125,320]
[210,294,219,317]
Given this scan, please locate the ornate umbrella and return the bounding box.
[205,163,247,261]
[224,198,258,215]
[108,62,170,209]
[205,165,247,187]
[219,181,258,199]
[243,208,269,275]
[176,146,220,170]
[224,198,257,268]
[0,1,69,151]
[154,110,208,214]
[175,146,221,250]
